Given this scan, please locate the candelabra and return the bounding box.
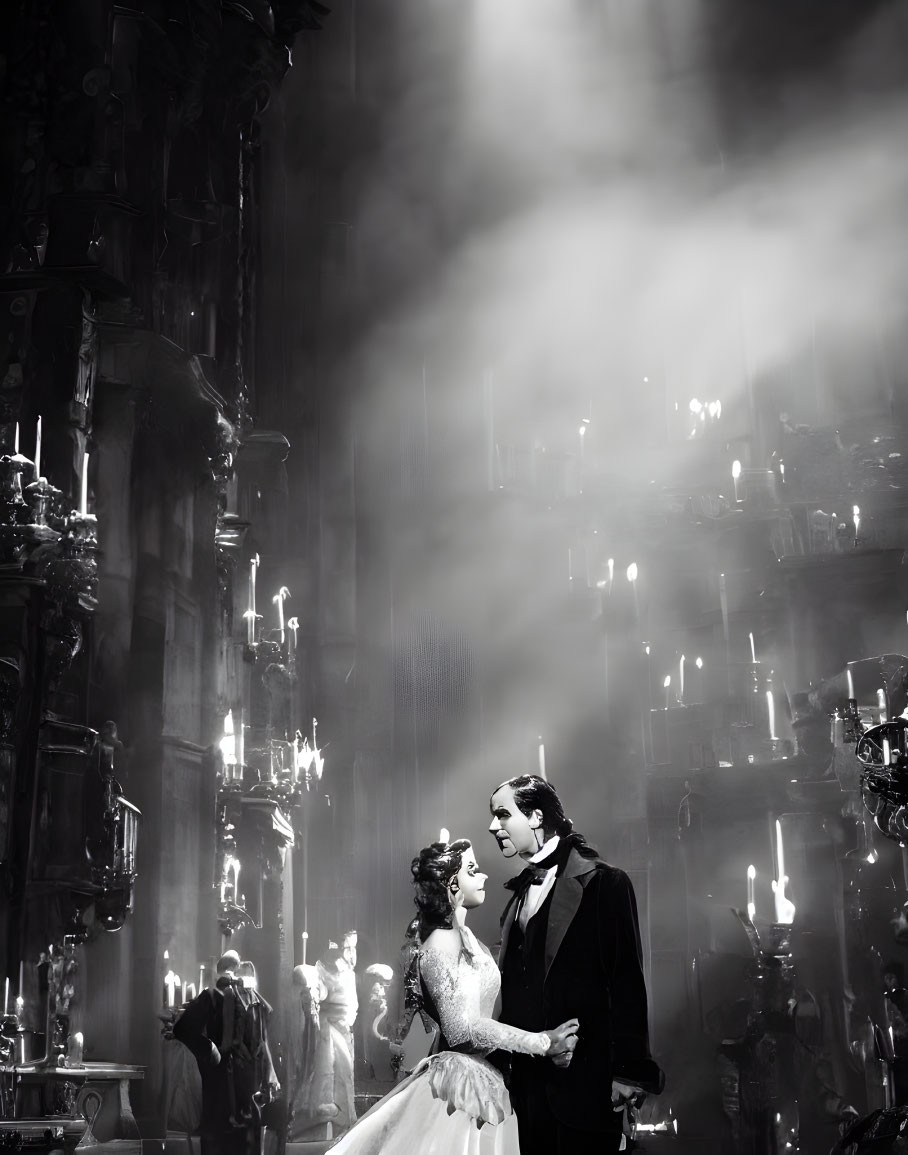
[857,717,908,844]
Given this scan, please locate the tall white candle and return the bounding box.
[773,819,796,925]
[663,675,671,710]
[273,589,287,644]
[749,633,757,664]
[302,931,308,966]
[538,739,546,779]
[679,656,685,704]
[14,422,19,455]
[18,961,23,999]
[79,452,89,516]
[846,667,855,701]
[747,865,756,922]
[4,976,8,1014]
[767,690,776,740]
[247,555,258,644]
[34,416,42,477]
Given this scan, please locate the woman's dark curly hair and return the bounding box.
[411,839,471,938]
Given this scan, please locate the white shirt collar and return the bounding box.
[530,834,560,865]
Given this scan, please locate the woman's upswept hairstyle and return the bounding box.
[386,839,472,1043]
[411,838,471,938]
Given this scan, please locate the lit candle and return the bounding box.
[237,708,245,773]
[3,976,8,1014]
[288,616,299,660]
[853,504,861,545]
[748,633,757,664]
[747,864,756,922]
[846,666,855,702]
[767,690,776,740]
[772,819,796,925]
[627,562,639,621]
[607,557,614,594]
[247,555,259,644]
[273,592,283,641]
[663,674,671,710]
[220,710,236,768]
[230,858,241,904]
[439,827,450,844]
[18,961,23,1001]
[79,451,89,516]
[302,931,309,966]
[679,655,685,704]
[34,416,42,478]
[15,995,23,1017]
[244,609,256,647]
[732,459,742,502]
[184,983,196,1002]
[883,737,892,766]
[163,952,176,1008]
[537,738,546,779]
[14,422,19,454]
[199,964,206,991]
[878,688,889,723]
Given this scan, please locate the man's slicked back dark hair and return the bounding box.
[494,774,573,838]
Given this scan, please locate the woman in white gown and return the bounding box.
[328,839,579,1154]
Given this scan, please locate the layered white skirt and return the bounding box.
[327,1051,520,1155]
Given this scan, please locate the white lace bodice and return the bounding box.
[418,925,550,1057]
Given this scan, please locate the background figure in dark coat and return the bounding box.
[489,774,664,1155]
[173,950,280,1155]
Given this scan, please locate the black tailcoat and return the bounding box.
[498,838,663,1132]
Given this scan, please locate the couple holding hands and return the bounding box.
[331,773,663,1154]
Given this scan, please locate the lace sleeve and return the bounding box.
[418,945,550,1056]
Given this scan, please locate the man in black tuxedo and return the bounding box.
[489,774,663,1154]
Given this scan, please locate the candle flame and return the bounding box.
[732,459,742,479]
[663,675,671,688]
[747,864,756,880]
[439,827,450,844]
[695,656,703,669]
[626,562,638,582]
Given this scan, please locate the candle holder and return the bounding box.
[0,453,29,563]
[23,476,63,542]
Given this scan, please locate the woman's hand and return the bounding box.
[545,1018,579,1067]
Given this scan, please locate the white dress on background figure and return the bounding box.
[326,924,550,1155]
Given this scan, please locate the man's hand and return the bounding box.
[546,1018,579,1067]
[611,1078,645,1109]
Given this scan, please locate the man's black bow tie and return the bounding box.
[504,865,551,893]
